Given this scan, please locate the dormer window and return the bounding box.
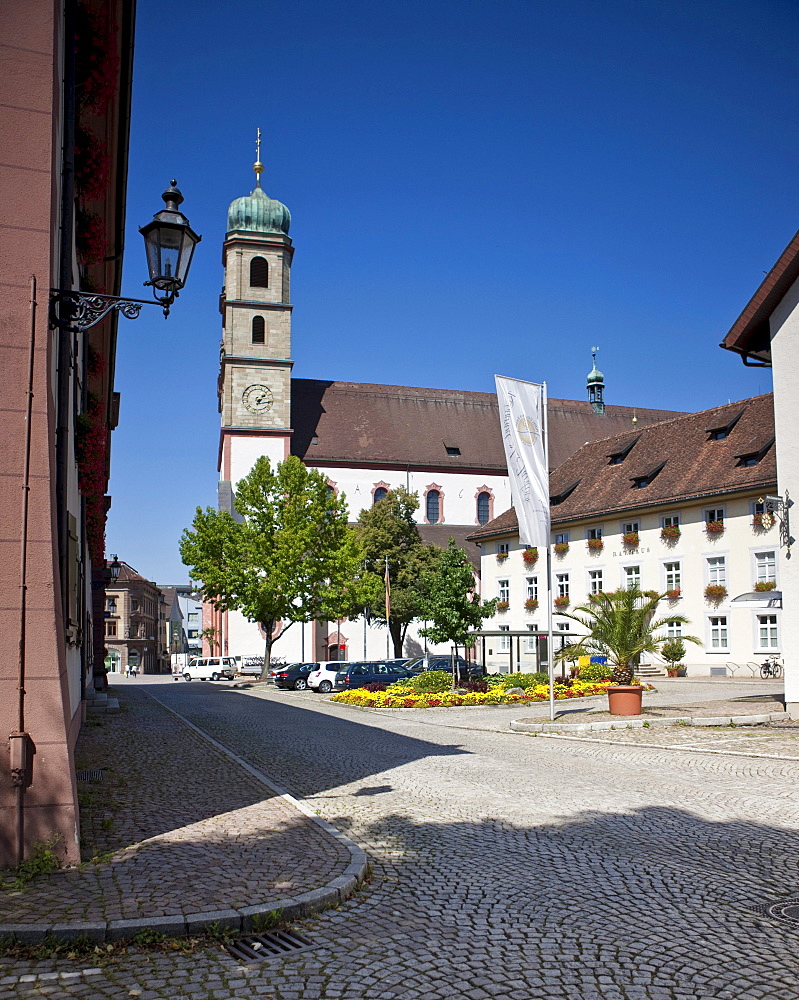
[551,481,580,505]
[445,446,461,457]
[250,256,269,288]
[735,436,774,467]
[607,436,640,465]
[706,410,743,441]
[630,463,665,489]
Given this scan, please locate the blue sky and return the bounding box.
[107,0,796,583]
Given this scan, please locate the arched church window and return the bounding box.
[373,487,388,505]
[252,316,265,344]
[426,489,441,524]
[477,491,491,525]
[250,256,269,287]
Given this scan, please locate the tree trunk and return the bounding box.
[389,619,403,657]
[259,622,274,681]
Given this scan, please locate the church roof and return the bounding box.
[290,379,683,471]
[227,185,291,236]
[467,393,776,539]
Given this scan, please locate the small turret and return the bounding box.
[587,346,605,414]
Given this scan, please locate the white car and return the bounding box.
[308,661,351,693]
[178,656,236,681]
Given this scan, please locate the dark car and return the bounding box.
[406,656,486,681]
[334,660,413,690]
[272,662,318,691]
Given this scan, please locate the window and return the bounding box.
[477,491,491,526]
[105,621,117,637]
[526,576,538,601]
[498,625,510,652]
[758,614,779,650]
[662,514,680,529]
[624,566,641,590]
[131,599,139,612]
[252,316,265,344]
[373,487,388,505]
[525,625,537,653]
[709,616,728,650]
[707,556,726,586]
[666,620,682,638]
[556,573,569,598]
[250,256,269,287]
[445,446,461,457]
[188,612,199,623]
[706,508,724,526]
[589,569,603,595]
[664,562,681,590]
[622,521,639,534]
[106,597,117,613]
[426,489,441,524]
[554,532,569,545]
[755,551,776,585]
[498,579,510,602]
[187,629,199,639]
[587,526,602,540]
[498,542,509,556]
[752,500,766,517]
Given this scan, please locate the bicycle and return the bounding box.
[760,656,783,679]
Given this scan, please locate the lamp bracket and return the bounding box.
[49,290,160,332]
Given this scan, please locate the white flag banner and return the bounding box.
[495,376,550,548]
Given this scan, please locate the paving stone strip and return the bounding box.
[0,686,365,943]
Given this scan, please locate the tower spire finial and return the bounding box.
[253,127,263,186]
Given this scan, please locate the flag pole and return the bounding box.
[542,381,555,722]
[385,556,391,658]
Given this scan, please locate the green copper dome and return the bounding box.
[587,360,604,385]
[227,184,291,236]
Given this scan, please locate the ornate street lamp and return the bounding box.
[50,181,201,331]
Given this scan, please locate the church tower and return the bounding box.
[218,132,294,492]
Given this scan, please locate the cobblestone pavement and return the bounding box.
[0,687,349,927]
[4,678,799,999]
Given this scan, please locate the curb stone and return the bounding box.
[509,710,787,733]
[0,692,369,946]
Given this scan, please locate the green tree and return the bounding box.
[417,539,497,673]
[356,487,442,656]
[180,456,370,679]
[554,589,701,685]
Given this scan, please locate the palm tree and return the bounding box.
[555,588,701,685]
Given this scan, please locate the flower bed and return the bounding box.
[331,678,616,709]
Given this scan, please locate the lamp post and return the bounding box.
[49,181,201,331]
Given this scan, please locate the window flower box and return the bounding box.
[754,580,777,592]
[660,524,681,542]
[554,542,569,555]
[587,538,604,552]
[622,531,639,547]
[643,590,660,601]
[554,595,570,609]
[524,598,539,612]
[705,520,725,535]
[522,547,539,566]
[496,552,508,562]
[704,584,727,602]
[496,600,509,612]
[666,588,682,601]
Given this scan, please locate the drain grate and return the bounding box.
[76,769,103,783]
[226,928,315,964]
[767,899,799,925]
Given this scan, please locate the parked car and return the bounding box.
[237,656,265,677]
[179,656,236,681]
[334,660,414,690]
[308,661,352,693]
[405,656,486,680]
[272,662,318,691]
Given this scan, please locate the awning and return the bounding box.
[731,591,782,608]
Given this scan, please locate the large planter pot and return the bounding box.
[607,685,644,716]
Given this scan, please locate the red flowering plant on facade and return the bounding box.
[496,600,509,612]
[75,391,108,564]
[705,520,725,536]
[75,5,120,116]
[660,524,681,542]
[74,126,111,202]
[524,598,539,612]
[622,531,639,547]
[704,584,727,602]
[666,588,682,601]
[554,595,570,609]
[522,547,539,566]
[754,581,777,592]
[587,538,604,552]
[76,210,107,265]
[554,541,569,555]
